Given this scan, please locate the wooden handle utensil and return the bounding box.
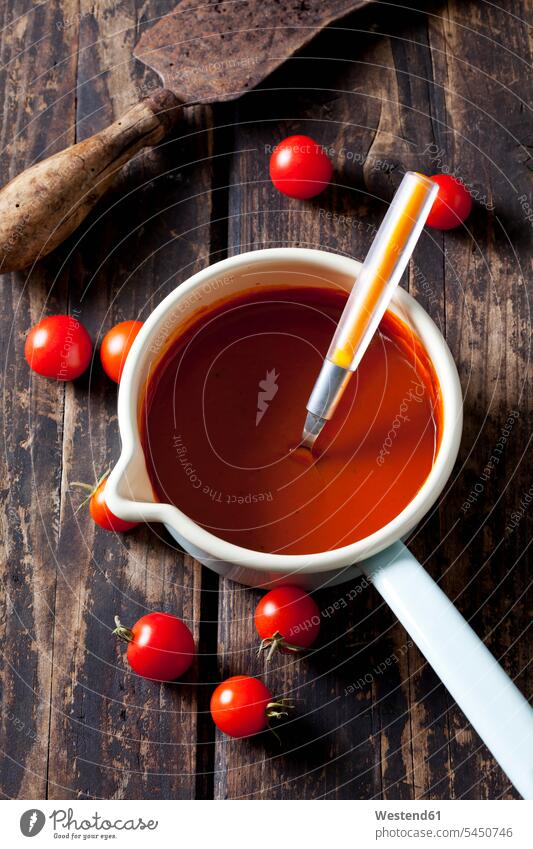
[0,0,370,273]
[0,89,182,273]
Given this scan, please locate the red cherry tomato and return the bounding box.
[100,320,143,383]
[426,174,473,230]
[90,476,138,533]
[255,586,320,659]
[24,315,93,380]
[211,675,292,738]
[269,134,333,199]
[114,612,195,681]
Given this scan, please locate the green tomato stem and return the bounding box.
[71,469,111,516]
[265,698,295,744]
[113,615,134,643]
[257,631,305,662]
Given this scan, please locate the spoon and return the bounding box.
[302,171,438,449]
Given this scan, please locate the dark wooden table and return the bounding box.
[0,0,531,800]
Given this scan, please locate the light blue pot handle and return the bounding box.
[361,541,533,799]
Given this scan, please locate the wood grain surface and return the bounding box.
[0,0,531,800]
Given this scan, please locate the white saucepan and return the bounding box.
[106,248,533,798]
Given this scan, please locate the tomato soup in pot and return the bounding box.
[141,286,442,555]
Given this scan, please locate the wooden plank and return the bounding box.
[424,0,531,800]
[0,0,79,799]
[45,0,214,799]
[214,6,415,799]
[214,1,530,799]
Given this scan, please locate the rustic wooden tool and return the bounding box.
[0,0,369,273]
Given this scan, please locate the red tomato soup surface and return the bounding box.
[141,286,442,555]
